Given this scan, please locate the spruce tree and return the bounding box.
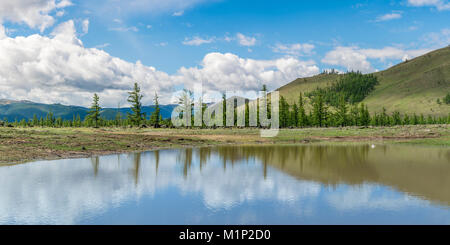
[312,94,326,127]
[392,111,401,125]
[291,103,299,127]
[298,93,307,127]
[403,114,410,125]
[32,114,39,127]
[149,92,161,128]
[359,103,370,126]
[87,93,101,128]
[127,82,145,126]
[336,94,348,127]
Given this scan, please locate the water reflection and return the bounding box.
[0,144,449,224]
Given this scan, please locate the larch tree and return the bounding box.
[87,93,101,128]
[150,92,161,128]
[127,82,145,126]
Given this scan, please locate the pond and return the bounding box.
[0,144,449,224]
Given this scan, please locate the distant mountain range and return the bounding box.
[0,99,177,121]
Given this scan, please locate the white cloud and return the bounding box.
[408,0,450,11]
[81,19,89,35]
[176,52,320,93]
[236,33,257,47]
[182,36,215,46]
[0,20,319,107]
[272,43,315,56]
[375,12,402,22]
[322,47,373,73]
[56,11,65,17]
[422,28,450,47]
[108,26,139,32]
[93,43,110,49]
[0,0,72,32]
[322,46,430,73]
[98,0,210,15]
[0,20,173,107]
[172,10,184,16]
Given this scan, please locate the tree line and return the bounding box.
[305,72,379,106]
[277,93,449,128]
[1,81,449,128]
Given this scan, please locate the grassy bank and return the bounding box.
[0,125,449,164]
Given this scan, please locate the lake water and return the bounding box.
[0,144,449,225]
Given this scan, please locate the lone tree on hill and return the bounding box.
[87,93,101,128]
[127,82,145,126]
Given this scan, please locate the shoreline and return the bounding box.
[0,125,449,165]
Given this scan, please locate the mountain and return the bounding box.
[277,46,450,116]
[0,100,177,122]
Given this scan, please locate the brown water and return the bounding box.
[0,144,449,224]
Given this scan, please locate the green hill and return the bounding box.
[277,46,450,116]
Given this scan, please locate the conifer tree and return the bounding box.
[32,114,39,126]
[392,111,402,125]
[312,94,326,127]
[336,94,348,127]
[149,92,161,128]
[291,103,299,127]
[87,93,101,128]
[127,82,145,126]
[359,103,370,126]
[298,93,307,127]
[403,114,410,125]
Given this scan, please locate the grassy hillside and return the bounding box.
[0,100,176,121]
[277,46,450,116]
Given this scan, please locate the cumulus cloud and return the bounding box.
[0,20,319,107]
[0,20,174,107]
[176,52,319,93]
[182,36,215,46]
[272,43,315,56]
[0,0,72,32]
[236,33,257,46]
[321,46,430,73]
[81,19,89,35]
[408,0,450,11]
[375,12,402,22]
[422,28,450,47]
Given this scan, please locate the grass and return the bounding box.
[0,124,449,164]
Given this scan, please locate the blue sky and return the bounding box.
[0,0,449,106]
[70,0,449,72]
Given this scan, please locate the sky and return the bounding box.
[0,0,449,107]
